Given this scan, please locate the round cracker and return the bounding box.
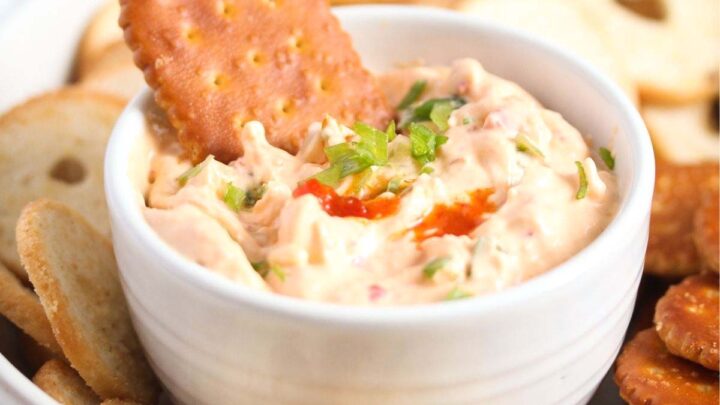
[615,328,719,405]
[643,98,720,164]
[459,0,638,105]
[580,0,719,104]
[646,161,719,277]
[655,273,719,370]
[0,88,124,278]
[76,0,123,79]
[16,199,159,403]
[694,189,719,273]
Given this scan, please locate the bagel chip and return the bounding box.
[0,88,125,278]
[643,98,720,164]
[120,0,393,163]
[615,329,719,405]
[33,359,100,405]
[0,262,61,355]
[655,273,719,370]
[17,200,159,403]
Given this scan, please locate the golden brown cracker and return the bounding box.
[77,0,123,79]
[645,161,719,277]
[0,88,125,278]
[655,273,719,370]
[120,0,393,163]
[101,400,141,405]
[643,98,720,165]
[615,328,719,405]
[0,261,61,355]
[17,199,159,403]
[33,359,100,405]
[694,189,719,273]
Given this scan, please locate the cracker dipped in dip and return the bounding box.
[143,59,618,305]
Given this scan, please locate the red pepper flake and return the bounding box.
[293,179,399,219]
[368,284,386,301]
[412,189,496,242]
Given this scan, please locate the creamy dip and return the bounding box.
[143,58,618,305]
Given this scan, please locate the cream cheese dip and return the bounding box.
[142,58,618,305]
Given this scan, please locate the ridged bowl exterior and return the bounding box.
[105,6,654,405]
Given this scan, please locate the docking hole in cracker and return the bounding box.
[120,0,393,163]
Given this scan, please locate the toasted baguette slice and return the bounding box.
[0,88,124,278]
[17,200,159,403]
[33,359,100,405]
[77,0,123,78]
[81,62,145,101]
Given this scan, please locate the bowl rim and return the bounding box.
[105,4,654,325]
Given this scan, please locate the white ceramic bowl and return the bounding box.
[106,5,653,405]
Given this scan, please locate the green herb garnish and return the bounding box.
[177,156,212,186]
[445,287,471,301]
[403,96,466,128]
[244,183,267,208]
[223,182,246,212]
[462,117,474,125]
[397,80,427,110]
[387,177,403,193]
[422,256,451,279]
[599,147,615,170]
[430,101,455,132]
[386,120,397,142]
[575,161,588,200]
[420,165,434,175]
[252,261,285,282]
[515,133,544,158]
[409,123,448,165]
[312,122,390,186]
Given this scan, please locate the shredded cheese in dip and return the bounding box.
[143,58,618,305]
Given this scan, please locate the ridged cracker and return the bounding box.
[694,189,719,273]
[645,161,719,277]
[17,200,159,403]
[33,359,100,405]
[655,273,719,370]
[120,0,393,163]
[615,328,719,405]
[0,261,61,355]
[0,88,125,278]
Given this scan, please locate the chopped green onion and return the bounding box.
[420,165,434,175]
[387,177,403,193]
[177,157,212,186]
[422,256,451,279]
[445,287,471,301]
[575,161,588,200]
[462,117,473,125]
[397,80,427,110]
[409,123,448,165]
[313,165,344,186]
[251,261,285,282]
[270,264,286,282]
[353,122,388,165]
[223,182,246,212]
[599,147,615,170]
[430,101,455,132]
[386,120,397,142]
[245,183,267,208]
[515,133,544,158]
[252,261,270,277]
[403,96,466,128]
